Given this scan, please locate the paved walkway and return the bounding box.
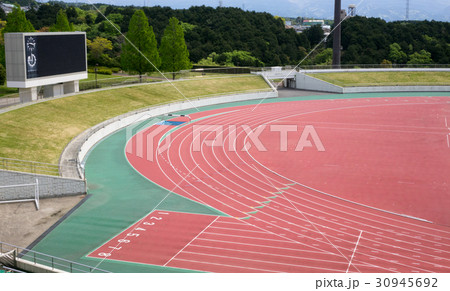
[0,196,85,249]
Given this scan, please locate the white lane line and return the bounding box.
[445,117,448,128]
[171,257,279,273]
[202,231,316,245]
[252,164,362,273]
[195,237,340,257]
[209,226,268,234]
[180,250,345,272]
[188,243,354,266]
[346,230,364,273]
[163,216,219,266]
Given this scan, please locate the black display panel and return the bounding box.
[25,34,86,79]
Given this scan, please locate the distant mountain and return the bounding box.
[49,0,450,22]
[230,0,450,22]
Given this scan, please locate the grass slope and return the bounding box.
[310,71,450,87]
[0,75,269,164]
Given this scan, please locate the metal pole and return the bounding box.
[95,64,98,88]
[332,0,342,68]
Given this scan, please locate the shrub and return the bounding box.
[0,64,6,85]
[88,66,113,75]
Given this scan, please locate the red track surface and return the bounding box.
[117,96,450,273]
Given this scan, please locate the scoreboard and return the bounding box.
[5,32,87,88]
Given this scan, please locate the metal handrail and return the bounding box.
[0,157,77,177]
[0,242,110,273]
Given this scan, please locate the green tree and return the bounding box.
[380,59,393,68]
[0,63,6,85]
[0,7,6,21]
[213,50,263,67]
[66,6,78,23]
[50,9,73,32]
[407,50,433,65]
[2,5,34,35]
[121,9,160,81]
[1,5,34,66]
[87,37,113,62]
[159,17,192,79]
[314,48,333,65]
[388,43,407,64]
[304,24,324,46]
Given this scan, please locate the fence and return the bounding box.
[79,75,158,91]
[254,63,450,72]
[0,178,39,210]
[78,68,256,91]
[0,242,110,273]
[0,157,77,177]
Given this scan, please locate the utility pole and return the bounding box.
[332,0,341,68]
[406,0,410,21]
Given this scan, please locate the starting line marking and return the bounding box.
[164,216,219,266]
[88,211,220,266]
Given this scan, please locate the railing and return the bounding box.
[78,68,255,92]
[79,75,159,91]
[0,157,76,177]
[0,242,110,273]
[252,64,450,72]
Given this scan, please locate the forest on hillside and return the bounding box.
[1,2,449,69]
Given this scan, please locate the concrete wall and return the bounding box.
[342,85,450,93]
[295,73,450,93]
[295,73,343,93]
[0,170,85,201]
[303,68,450,74]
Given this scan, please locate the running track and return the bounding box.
[91,96,450,273]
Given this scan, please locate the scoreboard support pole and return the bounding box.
[19,87,38,102]
[44,84,64,98]
[18,80,80,102]
[63,80,80,95]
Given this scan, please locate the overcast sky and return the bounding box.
[43,0,449,21]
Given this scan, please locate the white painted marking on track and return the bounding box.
[164,216,219,266]
[171,257,280,273]
[179,251,346,272]
[194,237,341,257]
[346,230,363,273]
[189,243,347,265]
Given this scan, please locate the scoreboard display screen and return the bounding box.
[24,34,86,79]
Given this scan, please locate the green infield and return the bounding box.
[310,71,450,87]
[0,75,270,164]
